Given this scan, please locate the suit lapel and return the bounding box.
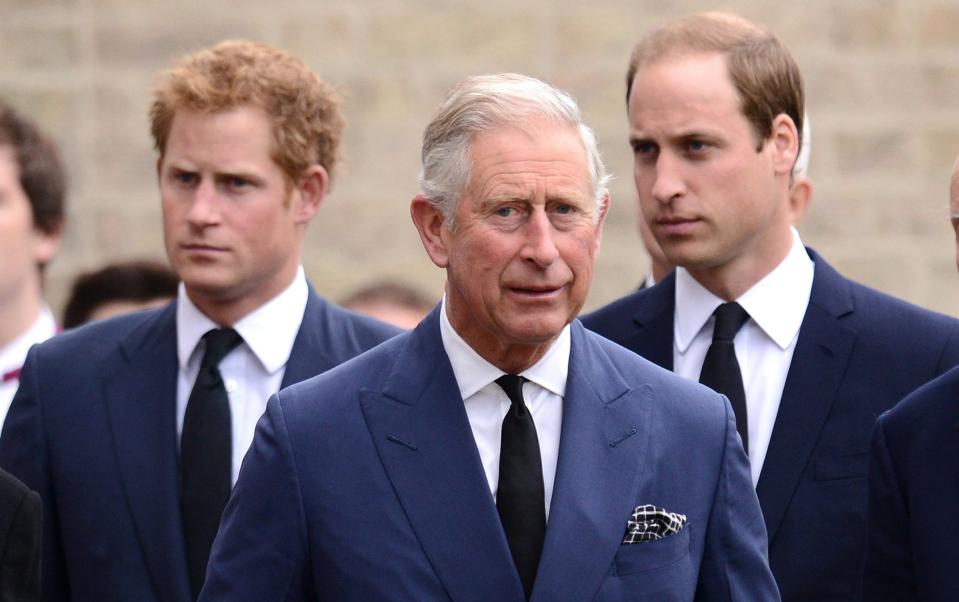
[282,289,333,388]
[533,323,649,601]
[102,304,193,601]
[622,273,676,370]
[756,255,856,543]
[360,310,525,602]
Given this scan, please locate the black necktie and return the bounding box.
[699,302,751,453]
[181,328,243,598]
[495,374,546,599]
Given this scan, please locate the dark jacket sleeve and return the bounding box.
[0,468,42,602]
[861,416,917,600]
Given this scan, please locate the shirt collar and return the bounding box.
[675,227,814,352]
[0,305,57,373]
[438,295,569,400]
[176,266,309,374]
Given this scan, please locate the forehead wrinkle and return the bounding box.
[475,163,588,193]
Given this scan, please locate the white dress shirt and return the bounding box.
[0,305,57,428]
[673,228,814,486]
[439,297,566,519]
[176,267,308,485]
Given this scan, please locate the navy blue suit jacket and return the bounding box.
[199,309,779,601]
[863,365,959,600]
[0,289,399,602]
[581,250,959,601]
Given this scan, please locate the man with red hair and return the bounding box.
[0,41,398,601]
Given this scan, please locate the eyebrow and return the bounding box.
[165,162,262,181]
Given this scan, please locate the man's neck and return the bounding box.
[685,232,795,302]
[183,266,302,328]
[0,284,43,349]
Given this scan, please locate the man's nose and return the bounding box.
[185,179,222,227]
[521,210,560,268]
[649,152,686,204]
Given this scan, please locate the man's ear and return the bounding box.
[788,176,813,225]
[32,221,63,266]
[591,191,611,255]
[770,113,799,177]
[292,165,328,224]
[410,194,450,268]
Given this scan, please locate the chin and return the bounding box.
[503,317,569,345]
[181,275,241,302]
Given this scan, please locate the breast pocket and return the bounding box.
[613,526,690,576]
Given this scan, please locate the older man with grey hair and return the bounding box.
[199,73,778,601]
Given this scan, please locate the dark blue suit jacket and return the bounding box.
[863,365,959,600]
[581,250,959,601]
[0,289,399,602]
[199,309,779,601]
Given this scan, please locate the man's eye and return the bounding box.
[632,142,656,156]
[174,172,197,185]
[495,206,515,217]
[227,177,250,189]
[686,140,707,152]
[554,204,574,215]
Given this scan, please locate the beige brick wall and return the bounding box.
[4,0,959,319]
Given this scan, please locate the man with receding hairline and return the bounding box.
[0,40,398,602]
[582,11,959,601]
[200,72,777,602]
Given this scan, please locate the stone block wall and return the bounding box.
[3,0,959,317]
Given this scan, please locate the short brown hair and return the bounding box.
[150,40,343,184]
[626,12,804,152]
[0,99,66,235]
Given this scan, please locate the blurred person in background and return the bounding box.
[63,260,179,328]
[0,99,65,430]
[340,279,435,329]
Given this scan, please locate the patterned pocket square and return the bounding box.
[622,504,687,544]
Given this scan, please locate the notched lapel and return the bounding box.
[359,315,525,602]
[282,290,332,388]
[102,306,192,601]
[757,263,857,543]
[533,326,652,601]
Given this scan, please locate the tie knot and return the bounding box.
[711,302,749,342]
[201,328,243,367]
[495,374,526,406]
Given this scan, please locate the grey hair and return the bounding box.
[418,73,610,226]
